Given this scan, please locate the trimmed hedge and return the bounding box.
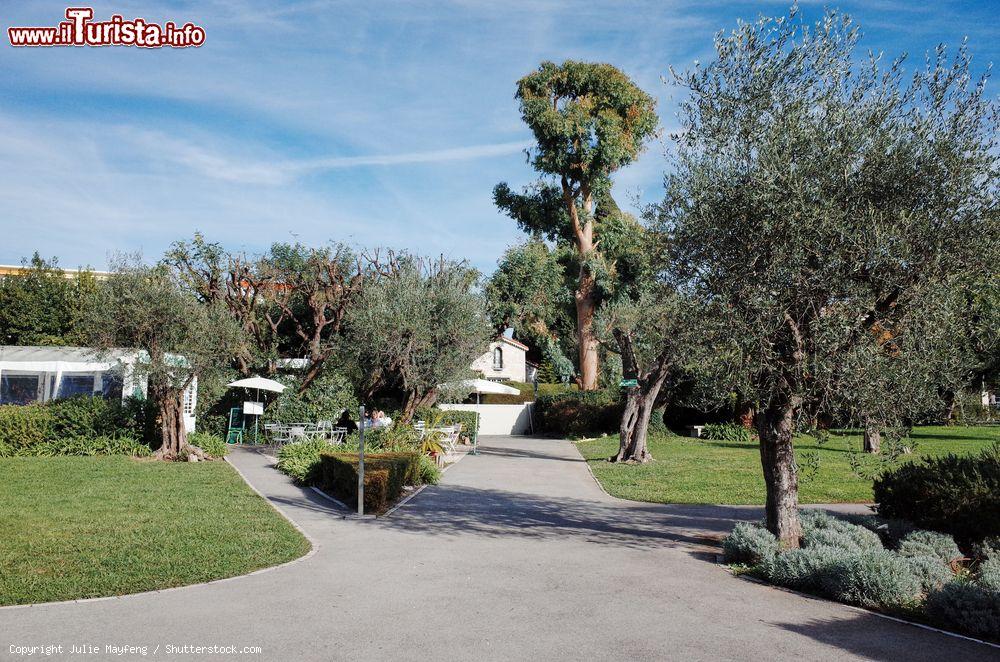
[874,444,1000,546]
[319,451,421,514]
[534,389,623,437]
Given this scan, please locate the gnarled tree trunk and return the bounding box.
[757,395,803,548]
[400,388,438,424]
[611,329,672,463]
[155,388,187,459]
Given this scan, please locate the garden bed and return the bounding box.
[723,510,1000,643]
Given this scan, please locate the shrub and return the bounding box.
[896,530,962,564]
[276,439,330,484]
[874,444,1000,546]
[800,510,883,553]
[187,432,228,458]
[926,580,1000,640]
[262,372,357,427]
[820,550,922,610]
[534,389,622,437]
[769,545,846,592]
[723,521,779,567]
[418,453,441,485]
[702,423,753,444]
[843,513,916,549]
[0,404,52,453]
[904,555,955,594]
[319,452,421,514]
[28,434,151,457]
[978,557,1000,591]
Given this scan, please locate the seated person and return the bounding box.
[335,410,358,433]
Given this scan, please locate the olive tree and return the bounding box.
[341,256,491,422]
[494,60,658,390]
[656,9,1000,545]
[88,258,242,459]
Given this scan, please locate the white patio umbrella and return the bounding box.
[227,376,286,442]
[438,379,521,454]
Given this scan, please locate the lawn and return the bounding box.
[0,456,310,606]
[576,425,1000,505]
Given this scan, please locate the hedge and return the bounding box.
[534,389,623,437]
[0,396,155,456]
[874,444,1000,546]
[319,451,421,514]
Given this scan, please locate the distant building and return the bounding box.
[0,345,197,432]
[0,264,110,280]
[472,336,531,382]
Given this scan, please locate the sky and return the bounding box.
[1,0,998,274]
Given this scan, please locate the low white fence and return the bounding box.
[438,402,535,435]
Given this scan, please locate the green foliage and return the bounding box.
[342,256,490,417]
[263,372,356,426]
[515,60,658,190]
[534,389,622,437]
[319,451,421,513]
[800,510,883,554]
[702,423,753,444]
[0,404,52,453]
[187,432,228,458]
[0,254,99,346]
[769,546,846,592]
[874,444,1000,546]
[926,580,1000,640]
[276,439,330,484]
[820,550,922,610]
[978,558,1000,591]
[904,555,956,594]
[26,435,151,457]
[722,521,779,567]
[896,530,963,564]
[0,397,154,456]
[484,239,572,348]
[418,453,441,485]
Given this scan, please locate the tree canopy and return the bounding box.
[656,8,1000,545]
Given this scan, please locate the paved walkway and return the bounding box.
[1,437,994,661]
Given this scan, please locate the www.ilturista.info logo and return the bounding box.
[8,7,205,48]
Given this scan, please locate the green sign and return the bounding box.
[619,379,638,387]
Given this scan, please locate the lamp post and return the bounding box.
[357,405,365,516]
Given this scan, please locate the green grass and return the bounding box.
[577,425,1000,505]
[0,456,310,606]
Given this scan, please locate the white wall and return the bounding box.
[439,403,535,435]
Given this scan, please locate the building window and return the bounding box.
[183,383,196,416]
[493,347,503,370]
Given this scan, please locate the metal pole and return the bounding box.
[473,392,480,456]
[357,405,365,516]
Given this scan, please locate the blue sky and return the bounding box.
[1,1,998,274]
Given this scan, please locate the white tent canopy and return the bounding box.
[227,376,286,393]
[440,378,520,395]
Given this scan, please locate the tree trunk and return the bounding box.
[400,388,438,424]
[612,387,659,463]
[610,329,671,463]
[757,397,803,548]
[863,426,881,454]
[563,178,599,391]
[155,389,188,460]
[575,278,599,391]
